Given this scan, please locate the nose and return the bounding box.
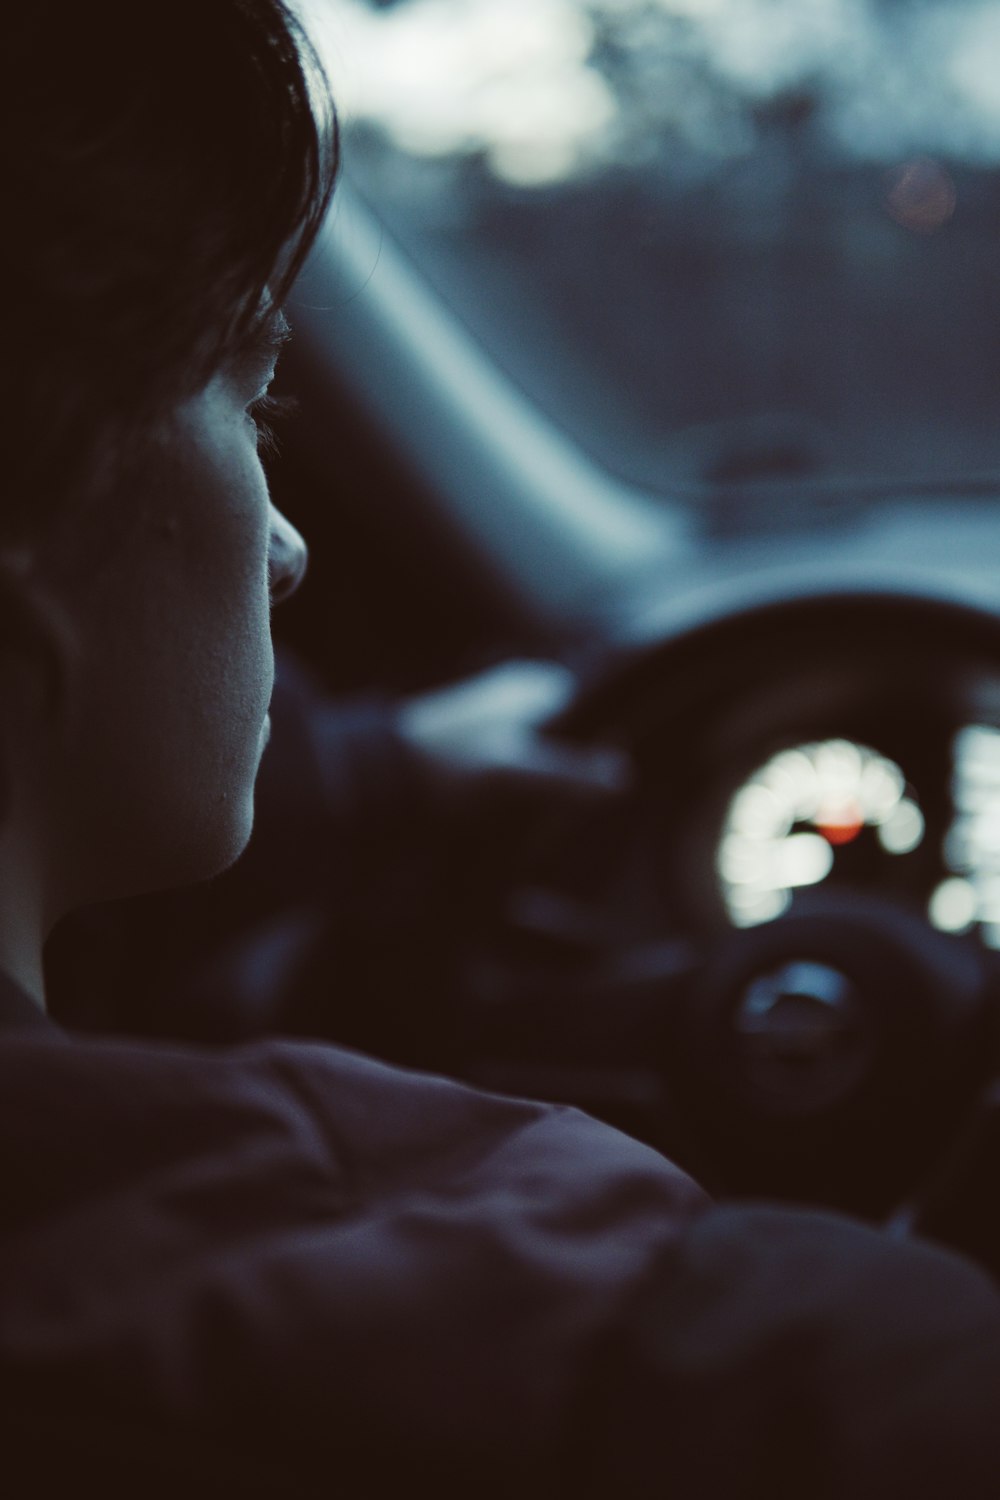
[268,504,308,606]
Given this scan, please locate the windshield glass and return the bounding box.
[304,0,1000,501]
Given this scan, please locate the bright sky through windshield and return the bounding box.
[301,1,1000,498]
[305,0,612,185]
[308,0,1000,186]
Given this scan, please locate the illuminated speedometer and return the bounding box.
[718,739,924,927]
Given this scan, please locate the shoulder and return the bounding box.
[0,1030,707,1486]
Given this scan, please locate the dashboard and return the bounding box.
[458,586,1000,1236]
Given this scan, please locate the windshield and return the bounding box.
[304,0,1000,503]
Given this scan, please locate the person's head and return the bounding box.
[0,1,338,964]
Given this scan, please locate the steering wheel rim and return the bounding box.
[555,583,1000,741]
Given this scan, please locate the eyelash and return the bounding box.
[247,392,298,458]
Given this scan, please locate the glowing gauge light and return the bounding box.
[934,723,1000,947]
[718,739,919,928]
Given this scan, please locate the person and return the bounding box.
[1,3,998,1495]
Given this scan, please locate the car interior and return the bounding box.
[48,0,1000,1281]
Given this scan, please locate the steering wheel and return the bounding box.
[459,586,1000,1270]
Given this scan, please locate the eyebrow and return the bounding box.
[232,307,293,374]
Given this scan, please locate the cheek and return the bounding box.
[97,438,275,782]
[44,401,280,899]
[184,471,275,728]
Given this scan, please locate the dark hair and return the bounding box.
[3,0,338,526]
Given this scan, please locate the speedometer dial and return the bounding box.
[718,739,924,927]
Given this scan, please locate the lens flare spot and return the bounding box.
[885,157,957,234]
